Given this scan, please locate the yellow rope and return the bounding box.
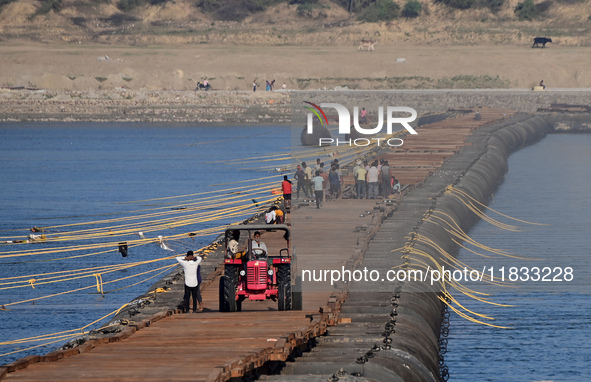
[448,186,549,226]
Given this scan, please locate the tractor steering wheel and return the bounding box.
[252,248,266,258]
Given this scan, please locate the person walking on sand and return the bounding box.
[253,79,257,92]
[176,251,203,313]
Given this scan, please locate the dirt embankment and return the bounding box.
[1,0,590,47]
[2,43,591,94]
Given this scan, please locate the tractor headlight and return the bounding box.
[240,270,246,276]
[268,270,274,276]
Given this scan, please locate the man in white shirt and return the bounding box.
[176,251,203,313]
[312,170,325,209]
[265,208,276,224]
[367,161,379,199]
[251,231,268,259]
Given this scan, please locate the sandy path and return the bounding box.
[1,42,590,91]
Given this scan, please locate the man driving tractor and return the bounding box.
[251,231,268,259]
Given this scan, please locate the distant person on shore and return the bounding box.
[176,251,203,313]
[360,107,368,124]
[253,79,257,92]
[312,170,325,209]
[266,79,275,91]
[195,79,211,91]
[540,80,546,89]
[281,175,292,210]
[282,83,286,90]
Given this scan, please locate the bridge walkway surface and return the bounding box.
[1,108,517,382]
[261,108,521,381]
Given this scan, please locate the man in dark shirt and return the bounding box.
[294,165,308,199]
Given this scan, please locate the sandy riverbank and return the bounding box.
[2,41,591,123]
[2,42,591,92]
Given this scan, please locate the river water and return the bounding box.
[0,123,290,364]
[445,133,591,381]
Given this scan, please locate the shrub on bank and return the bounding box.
[358,0,400,22]
[514,0,538,21]
[402,0,422,18]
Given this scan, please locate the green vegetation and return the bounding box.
[514,0,537,21]
[29,0,62,20]
[293,74,510,90]
[436,0,473,10]
[534,0,553,15]
[435,0,505,12]
[117,0,173,12]
[479,0,505,13]
[117,0,142,12]
[436,75,510,89]
[402,0,422,18]
[358,0,400,22]
[196,0,266,21]
[292,0,330,18]
[0,0,17,10]
[13,0,586,31]
[95,77,108,82]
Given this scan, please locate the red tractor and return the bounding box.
[219,224,295,312]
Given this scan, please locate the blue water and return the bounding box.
[0,123,290,364]
[445,134,591,381]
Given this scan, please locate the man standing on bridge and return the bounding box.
[176,251,203,313]
[281,175,292,211]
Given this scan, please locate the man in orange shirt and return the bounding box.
[281,175,292,211]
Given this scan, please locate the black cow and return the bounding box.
[532,37,552,48]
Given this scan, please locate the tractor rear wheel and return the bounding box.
[222,266,238,312]
[219,276,228,312]
[277,264,292,311]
